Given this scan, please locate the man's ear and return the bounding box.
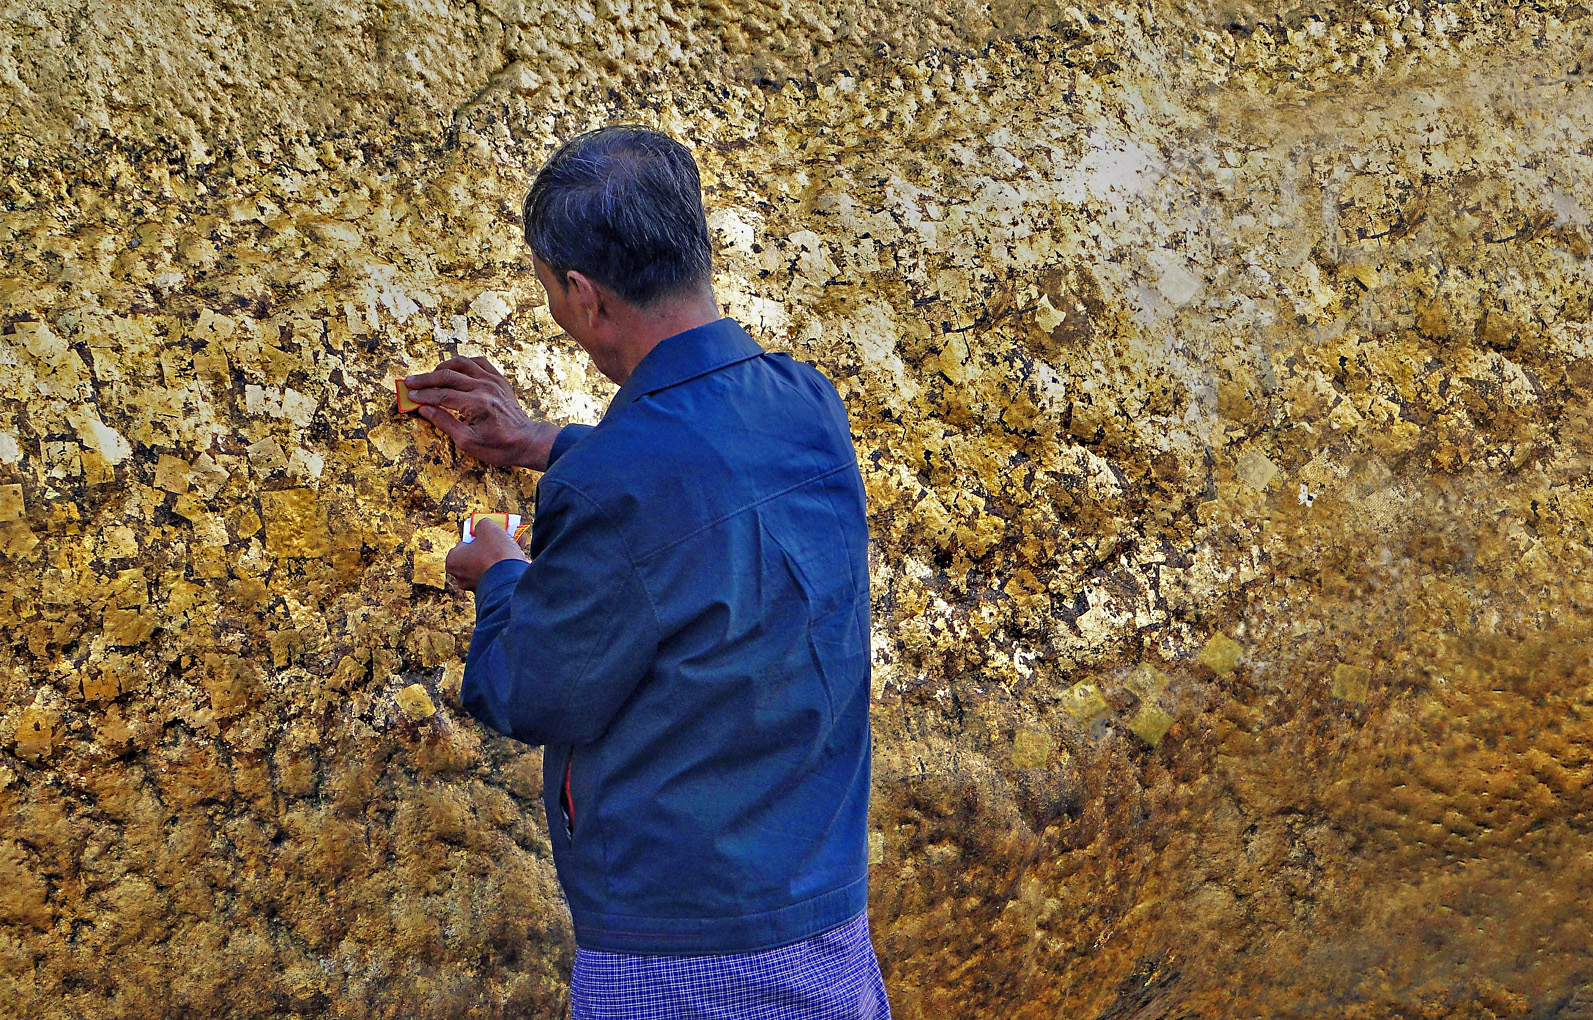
[565,270,606,330]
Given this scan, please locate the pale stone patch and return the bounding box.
[99,525,139,558]
[66,410,132,465]
[468,290,514,327]
[287,448,324,481]
[707,206,757,254]
[191,516,229,548]
[246,437,288,475]
[280,388,318,426]
[1035,294,1066,333]
[435,314,468,345]
[190,453,230,498]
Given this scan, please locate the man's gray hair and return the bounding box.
[523,127,713,306]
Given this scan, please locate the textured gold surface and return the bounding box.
[3,1,1593,1017]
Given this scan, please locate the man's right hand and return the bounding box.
[404,356,561,472]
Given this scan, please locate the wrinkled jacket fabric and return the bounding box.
[461,318,873,955]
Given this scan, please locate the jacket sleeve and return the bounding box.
[547,423,594,469]
[460,479,661,746]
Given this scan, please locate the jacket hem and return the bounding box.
[571,874,869,956]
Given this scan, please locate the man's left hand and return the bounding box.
[446,518,528,593]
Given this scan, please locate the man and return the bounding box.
[403,127,890,1018]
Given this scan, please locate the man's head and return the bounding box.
[523,127,713,308]
[522,127,719,383]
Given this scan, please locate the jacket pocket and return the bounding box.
[559,749,575,838]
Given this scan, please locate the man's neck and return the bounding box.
[604,291,722,384]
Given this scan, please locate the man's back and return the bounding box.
[462,318,873,955]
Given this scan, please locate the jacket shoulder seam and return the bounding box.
[536,477,666,633]
[636,461,853,564]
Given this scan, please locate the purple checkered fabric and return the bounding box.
[569,911,891,1020]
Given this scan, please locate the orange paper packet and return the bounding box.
[462,513,529,544]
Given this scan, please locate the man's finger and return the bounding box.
[436,355,496,379]
[465,518,527,567]
[403,367,479,392]
[417,405,475,445]
[444,545,478,593]
[469,356,505,376]
[405,387,477,411]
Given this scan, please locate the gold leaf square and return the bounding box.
[1062,681,1109,722]
[1331,663,1371,703]
[1129,705,1175,747]
[1011,728,1053,768]
[1125,663,1169,701]
[261,489,331,558]
[1199,633,1242,674]
[412,526,456,589]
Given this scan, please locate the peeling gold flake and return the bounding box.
[192,545,228,578]
[417,463,457,501]
[81,663,124,703]
[104,607,155,646]
[1126,663,1170,702]
[14,706,57,760]
[367,422,411,461]
[232,507,262,540]
[154,454,191,493]
[0,522,39,559]
[0,484,23,522]
[397,683,437,721]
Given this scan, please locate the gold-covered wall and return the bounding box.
[3,2,1593,1017]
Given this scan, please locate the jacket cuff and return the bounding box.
[547,424,594,469]
[475,558,529,618]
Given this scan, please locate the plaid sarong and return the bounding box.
[569,911,891,1019]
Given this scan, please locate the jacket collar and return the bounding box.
[607,318,764,413]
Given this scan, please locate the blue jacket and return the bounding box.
[461,318,873,955]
